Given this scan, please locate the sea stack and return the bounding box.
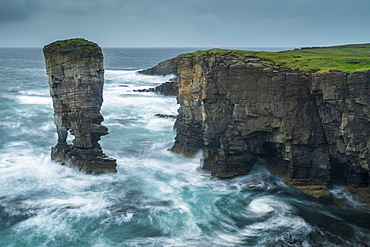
[43,38,117,174]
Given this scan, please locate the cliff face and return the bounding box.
[43,38,117,174]
[170,54,370,200]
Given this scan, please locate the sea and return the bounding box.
[0,47,369,247]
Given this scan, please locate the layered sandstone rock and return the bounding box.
[145,52,370,201]
[43,38,117,174]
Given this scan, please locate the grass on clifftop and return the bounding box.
[187,43,370,73]
[43,38,102,56]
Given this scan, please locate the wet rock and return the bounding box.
[332,198,348,207]
[245,180,265,189]
[134,80,178,96]
[293,185,331,198]
[43,38,117,174]
[155,114,177,119]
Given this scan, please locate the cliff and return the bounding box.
[148,45,370,202]
[43,38,117,174]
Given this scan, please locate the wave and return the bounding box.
[16,95,51,105]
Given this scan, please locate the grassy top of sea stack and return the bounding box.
[43,38,102,57]
[186,43,370,74]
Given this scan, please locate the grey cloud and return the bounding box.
[0,0,369,47]
[0,0,41,23]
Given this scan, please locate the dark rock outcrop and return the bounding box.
[43,38,117,174]
[154,53,370,201]
[134,80,178,96]
[138,54,187,76]
[154,114,177,119]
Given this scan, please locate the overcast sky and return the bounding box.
[1,0,369,48]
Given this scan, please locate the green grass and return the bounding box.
[43,38,101,56]
[186,44,370,73]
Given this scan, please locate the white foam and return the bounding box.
[14,88,51,105]
[16,95,52,105]
[248,197,274,214]
[39,122,55,132]
[216,233,243,246]
[18,89,49,96]
[105,70,174,86]
[114,212,134,225]
[242,196,314,242]
[3,140,31,149]
[330,185,366,207]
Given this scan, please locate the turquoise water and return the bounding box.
[0,48,369,246]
